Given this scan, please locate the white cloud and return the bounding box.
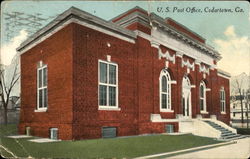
[224,26,236,37]
[1,30,28,65]
[214,25,250,76]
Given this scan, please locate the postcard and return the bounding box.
[0,1,249,158]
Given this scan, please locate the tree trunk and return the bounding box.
[3,106,8,125]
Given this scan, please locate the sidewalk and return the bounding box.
[168,137,250,159]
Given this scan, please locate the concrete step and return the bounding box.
[223,134,241,139]
[204,120,246,141]
[221,131,233,135]
[221,133,236,137]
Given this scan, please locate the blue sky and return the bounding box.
[1,1,250,76]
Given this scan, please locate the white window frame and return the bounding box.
[98,60,119,110]
[159,69,173,112]
[220,87,226,114]
[36,61,48,112]
[200,81,207,114]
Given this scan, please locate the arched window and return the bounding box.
[220,87,226,113]
[160,70,171,111]
[200,81,206,112]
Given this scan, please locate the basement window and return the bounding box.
[50,128,58,140]
[165,124,174,133]
[102,127,117,138]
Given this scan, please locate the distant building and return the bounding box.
[230,93,250,128]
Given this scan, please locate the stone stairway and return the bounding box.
[204,120,246,140]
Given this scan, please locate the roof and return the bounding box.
[217,69,231,78]
[17,7,136,52]
[17,6,221,61]
[111,6,221,60]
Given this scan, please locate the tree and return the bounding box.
[235,78,245,125]
[0,59,20,125]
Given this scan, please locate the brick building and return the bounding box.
[18,7,233,140]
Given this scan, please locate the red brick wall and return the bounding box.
[112,8,148,23]
[19,24,74,140]
[71,23,138,139]
[126,22,151,34]
[19,21,230,140]
[217,75,231,124]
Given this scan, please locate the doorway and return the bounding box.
[182,76,192,118]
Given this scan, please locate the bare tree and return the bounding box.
[235,79,244,125]
[0,59,20,125]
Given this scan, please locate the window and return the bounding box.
[160,69,172,111]
[200,81,207,113]
[37,62,48,110]
[233,112,236,117]
[98,60,118,109]
[102,127,117,138]
[50,128,58,140]
[220,87,226,113]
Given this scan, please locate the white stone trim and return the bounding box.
[107,55,111,62]
[182,59,195,71]
[170,80,177,84]
[34,108,47,112]
[206,88,211,91]
[18,18,135,55]
[217,72,230,79]
[134,30,151,41]
[151,29,215,67]
[191,85,196,88]
[150,41,160,48]
[195,59,201,65]
[199,65,210,75]
[98,107,121,111]
[150,114,178,122]
[158,48,175,64]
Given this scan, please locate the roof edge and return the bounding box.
[218,69,231,78]
[17,7,136,52]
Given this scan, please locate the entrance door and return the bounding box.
[182,76,191,118]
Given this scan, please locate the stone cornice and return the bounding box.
[150,13,221,61]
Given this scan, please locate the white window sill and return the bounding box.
[34,108,47,112]
[98,106,121,111]
[221,112,226,114]
[201,111,209,114]
[160,109,174,113]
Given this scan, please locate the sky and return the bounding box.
[1,1,249,78]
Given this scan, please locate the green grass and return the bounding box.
[0,124,223,158]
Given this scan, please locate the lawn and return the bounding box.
[0,124,223,158]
